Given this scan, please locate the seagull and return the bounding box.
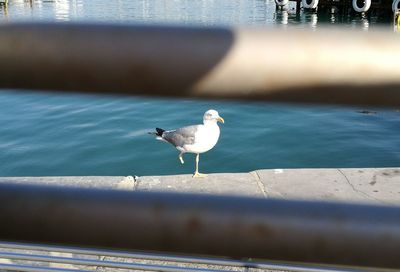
[150,109,224,178]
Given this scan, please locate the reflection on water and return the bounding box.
[273,5,390,29]
[0,0,393,28]
[54,0,70,21]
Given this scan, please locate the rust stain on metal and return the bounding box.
[251,224,275,238]
[186,217,202,233]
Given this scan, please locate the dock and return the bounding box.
[2,167,399,204]
[277,0,399,14]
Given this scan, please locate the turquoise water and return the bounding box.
[0,90,399,176]
[0,1,398,176]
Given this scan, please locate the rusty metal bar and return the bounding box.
[1,182,400,270]
[0,23,399,107]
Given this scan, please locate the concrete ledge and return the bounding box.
[136,172,264,197]
[256,168,400,204]
[1,167,399,205]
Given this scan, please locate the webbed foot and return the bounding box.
[193,172,208,178]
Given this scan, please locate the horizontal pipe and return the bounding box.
[1,183,400,269]
[0,242,364,272]
[0,252,224,272]
[0,23,399,107]
[0,263,88,272]
[0,242,250,268]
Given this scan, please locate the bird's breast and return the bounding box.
[184,125,220,153]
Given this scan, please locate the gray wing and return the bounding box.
[162,125,201,148]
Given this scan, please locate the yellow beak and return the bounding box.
[217,117,225,124]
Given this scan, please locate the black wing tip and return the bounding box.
[155,128,165,137]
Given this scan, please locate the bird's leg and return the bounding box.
[179,152,184,164]
[193,153,207,178]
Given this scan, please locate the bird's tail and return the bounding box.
[148,128,165,140]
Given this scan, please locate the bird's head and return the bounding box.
[203,109,224,124]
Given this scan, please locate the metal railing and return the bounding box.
[0,23,399,107]
[0,242,368,272]
[0,182,400,271]
[0,22,400,271]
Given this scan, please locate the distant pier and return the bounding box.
[276,0,399,15]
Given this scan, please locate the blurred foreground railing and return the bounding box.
[0,23,400,271]
[0,241,367,272]
[0,23,399,107]
[0,182,400,271]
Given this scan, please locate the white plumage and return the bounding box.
[183,122,220,153]
[151,109,224,178]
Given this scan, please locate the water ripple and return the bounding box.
[0,90,399,176]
